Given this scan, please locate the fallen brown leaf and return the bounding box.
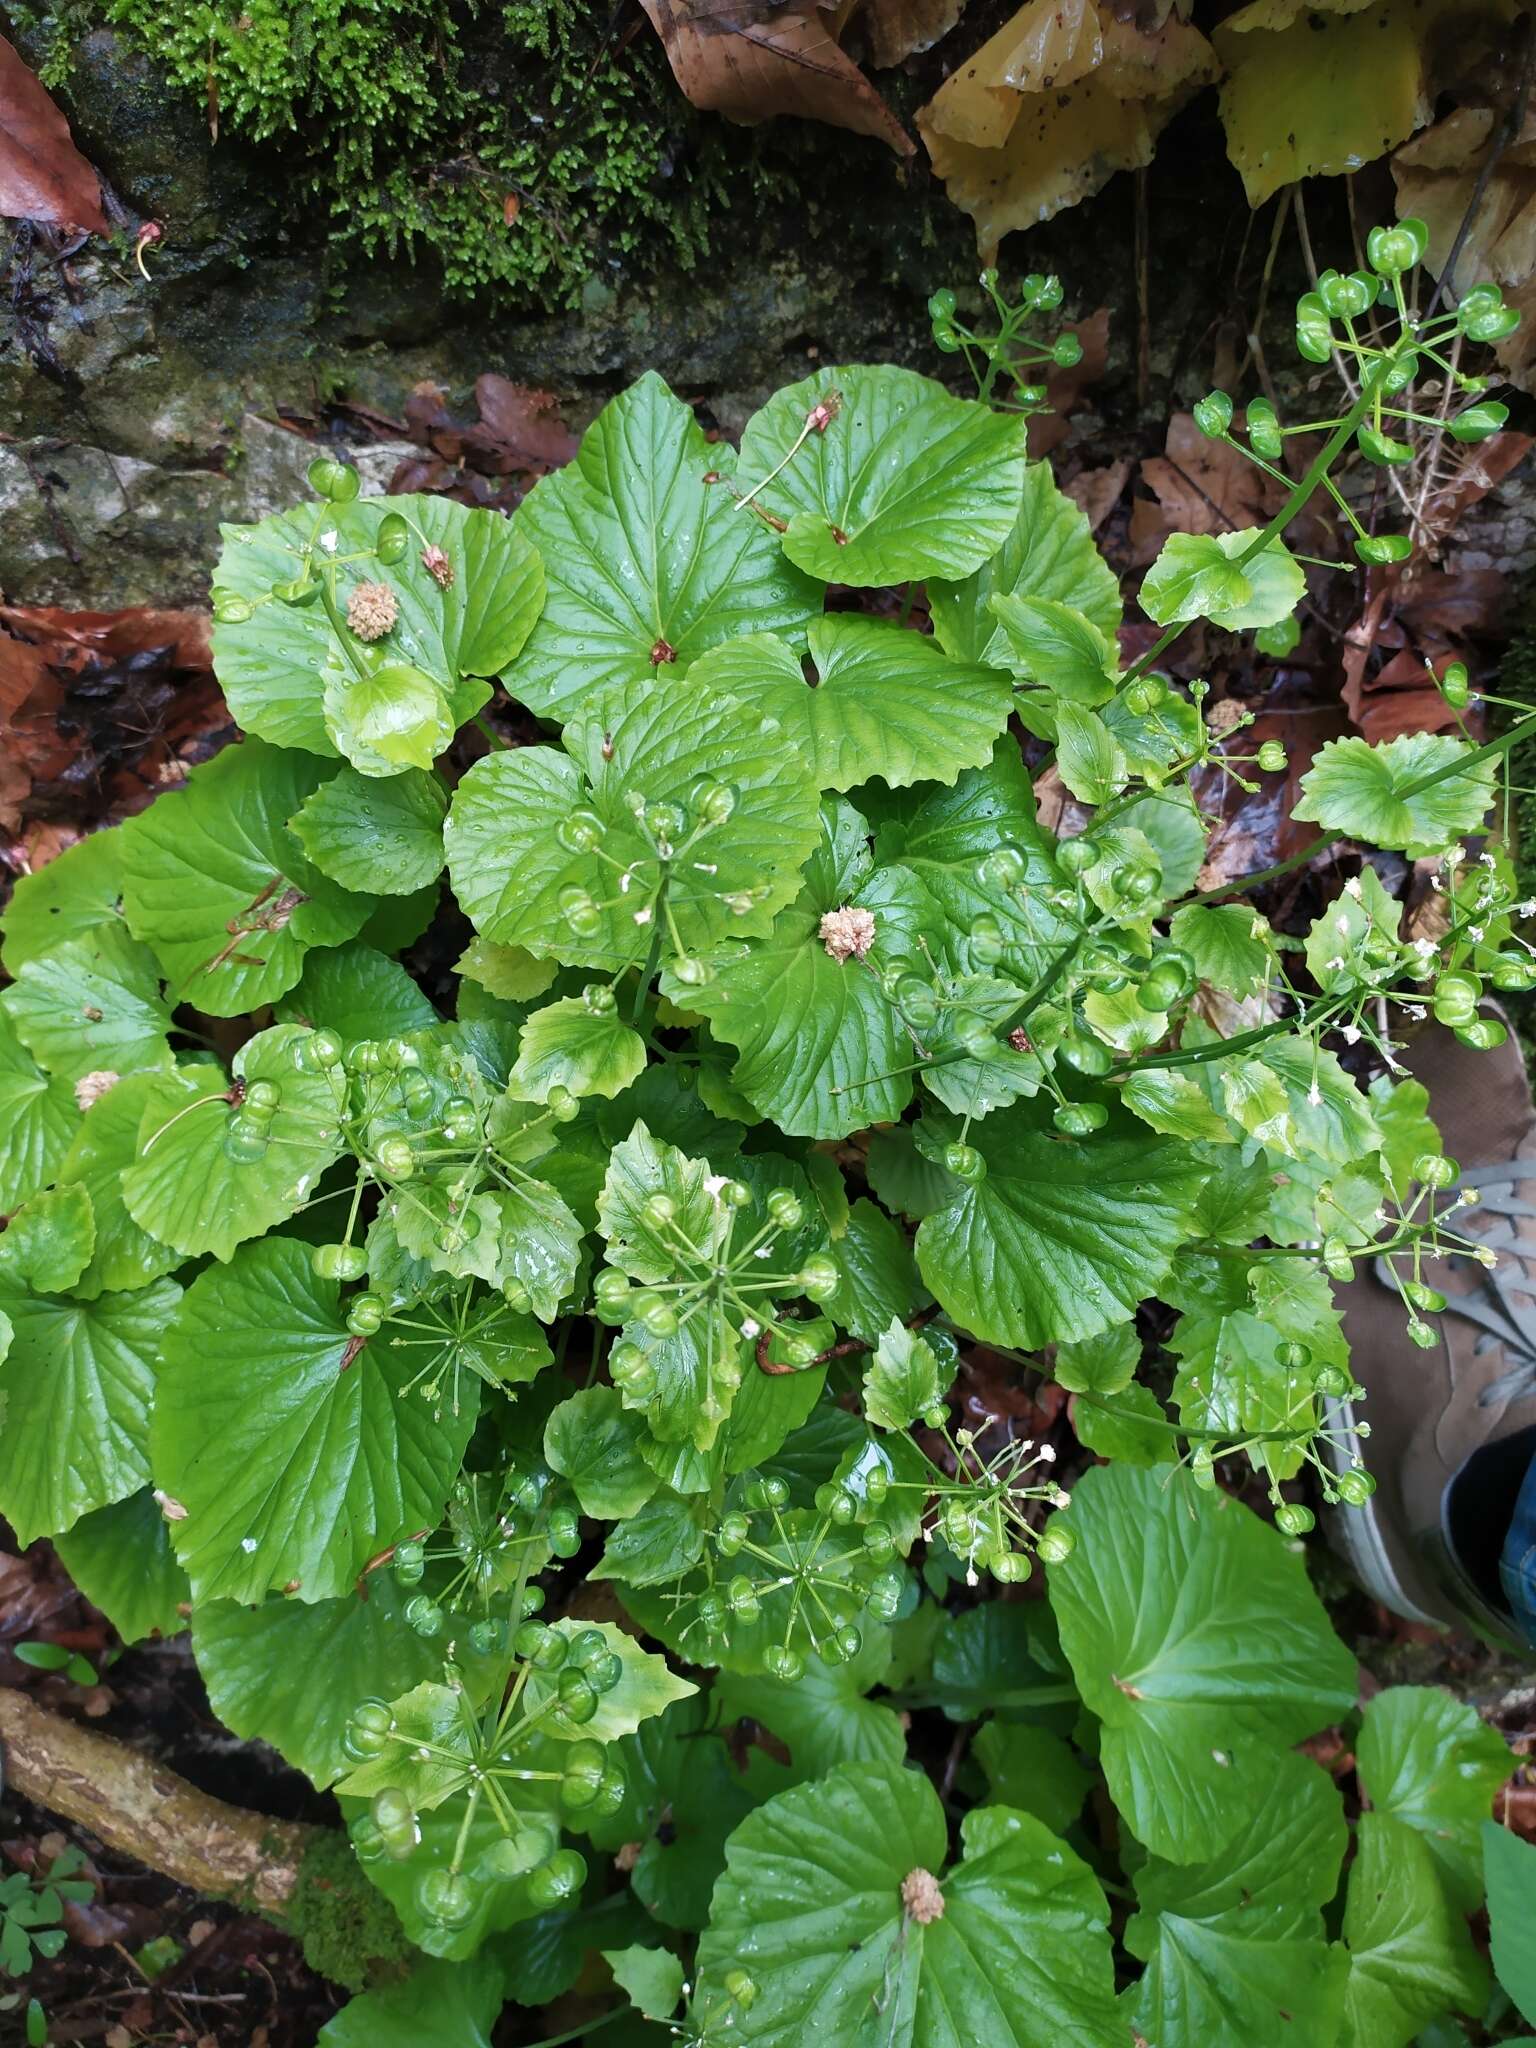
[920,5,1215,259]
[1129,411,1284,565]
[1027,307,1110,459]
[852,0,967,69]
[640,0,914,155]
[1064,456,1131,534]
[0,33,110,233]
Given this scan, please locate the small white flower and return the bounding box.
[703,1173,728,1197]
[1327,956,1345,973]
[1344,877,1363,899]
[741,1318,761,1339]
[634,907,653,926]
[1480,852,1498,869]
[1520,900,1536,919]
[1037,1443,1057,1462]
[1335,913,1352,936]
[1307,1084,1322,1107]
[1341,1024,1361,1045]
[319,529,339,553]
[1414,937,1437,956]
[1469,926,1486,943]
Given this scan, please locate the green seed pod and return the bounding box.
[306,455,361,502]
[375,512,410,564]
[312,1241,367,1282]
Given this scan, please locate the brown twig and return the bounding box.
[755,1302,939,1375]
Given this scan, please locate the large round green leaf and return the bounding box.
[119,740,375,1016]
[153,1237,476,1603]
[446,676,822,970]
[693,1758,1121,2045]
[1342,1812,1489,2048]
[1126,1750,1349,2047]
[288,765,447,895]
[122,1025,345,1262]
[509,371,823,720]
[874,743,1072,984]
[0,1276,181,1545]
[1048,1464,1358,1863]
[1355,1686,1512,1913]
[1,921,172,1083]
[914,1106,1209,1349]
[929,458,1122,667]
[1295,733,1498,859]
[737,365,1029,586]
[687,616,1013,793]
[213,493,544,755]
[193,1577,443,1787]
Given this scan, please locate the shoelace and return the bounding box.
[1375,1160,1536,1407]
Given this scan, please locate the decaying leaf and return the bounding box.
[1215,0,1516,207]
[849,0,968,70]
[1394,103,1536,391]
[919,4,1215,260]
[0,33,110,233]
[640,0,914,155]
[1129,412,1285,566]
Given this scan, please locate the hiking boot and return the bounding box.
[1327,1009,1536,1648]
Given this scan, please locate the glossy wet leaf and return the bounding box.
[119,740,374,1016]
[0,1275,181,1544]
[446,676,821,971]
[694,1758,1122,2046]
[288,764,448,895]
[52,1489,189,1643]
[863,1317,948,1431]
[930,458,1122,667]
[122,1026,345,1262]
[1048,1463,1357,1861]
[511,371,822,720]
[1356,1687,1512,1912]
[213,493,543,754]
[738,364,1029,586]
[915,1107,1208,1348]
[1126,1750,1349,2047]
[687,615,1013,793]
[1,921,172,1084]
[0,830,123,975]
[1484,1820,1536,2027]
[193,1576,442,1788]
[153,1237,477,1603]
[544,1386,658,1519]
[1342,1813,1488,2048]
[510,996,647,1103]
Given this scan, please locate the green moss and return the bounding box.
[289,1828,412,1992]
[23,0,802,307]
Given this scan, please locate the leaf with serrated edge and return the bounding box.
[510,996,647,1103]
[1295,733,1498,858]
[0,1276,181,1544]
[930,458,1122,667]
[53,1489,189,1643]
[446,676,821,971]
[509,372,822,720]
[213,493,544,755]
[153,1237,476,1603]
[1356,1686,1512,1912]
[694,1758,1122,2046]
[123,1025,344,1262]
[1,831,123,975]
[688,615,1012,793]
[1048,1464,1357,1862]
[915,1107,1208,1348]
[0,1010,77,1210]
[1126,1749,1349,2048]
[671,806,938,1140]
[524,1619,695,1741]
[289,765,447,895]
[57,1072,182,1299]
[193,1577,443,1788]
[1,921,172,1083]
[1343,1812,1488,2048]
[738,364,1028,586]
[119,740,374,1016]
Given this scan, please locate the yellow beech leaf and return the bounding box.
[1215,0,1514,206]
[921,0,1102,150]
[921,13,1215,261]
[1394,103,1536,390]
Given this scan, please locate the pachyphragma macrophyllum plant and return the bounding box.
[0,223,1525,2044]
